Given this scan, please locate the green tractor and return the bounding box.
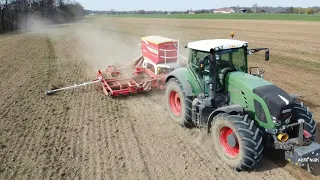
[165,36,319,173]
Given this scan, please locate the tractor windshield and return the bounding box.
[215,47,247,72]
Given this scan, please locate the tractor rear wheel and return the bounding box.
[210,113,264,171]
[165,78,194,127]
[292,101,317,140]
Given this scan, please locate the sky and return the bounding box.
[76,0,319,11]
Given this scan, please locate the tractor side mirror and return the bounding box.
[265,49,270,61]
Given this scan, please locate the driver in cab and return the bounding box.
[199,54,225,92]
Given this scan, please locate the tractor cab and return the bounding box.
[186,39,269,93]
[186,39,249,94]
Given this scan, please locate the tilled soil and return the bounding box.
[0,18,319,180]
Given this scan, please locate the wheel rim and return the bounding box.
[219,126,239,157]
[169,90,181,116]
[303,130,311,139]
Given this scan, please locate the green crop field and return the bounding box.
[101,13,320,21]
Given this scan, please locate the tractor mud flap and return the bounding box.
[285,142,320,173]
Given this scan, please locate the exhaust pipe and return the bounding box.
[277,133,289,142]
[208,49,217,101]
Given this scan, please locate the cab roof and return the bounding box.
[186,39,248,52]
[141,36,177,44]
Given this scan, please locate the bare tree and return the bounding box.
[21,0,31,28]
[0,0,85,32]
[11,0,21,29]
[0,0,9,30]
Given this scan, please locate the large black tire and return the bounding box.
[210,113,264,171]
[165,78,194,127]
[292,101,317,140]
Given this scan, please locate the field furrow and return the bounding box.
[0,17,319,180]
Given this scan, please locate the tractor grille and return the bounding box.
[254,100,267,123]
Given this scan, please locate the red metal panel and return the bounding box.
[158,42,178,64]
[141,39,160,64]
[141,37,178,65]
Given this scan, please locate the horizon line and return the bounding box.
[85,6,320,12]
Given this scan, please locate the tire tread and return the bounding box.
[211,113,264,171]
[166,78,194,127]
[292,101,317,140]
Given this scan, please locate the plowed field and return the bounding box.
[0,17,319,180]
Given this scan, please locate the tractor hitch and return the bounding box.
[274,119,320,174]
[268,119,307,150]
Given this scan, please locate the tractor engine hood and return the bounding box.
[225,72,294,124]
[253,84,294,123]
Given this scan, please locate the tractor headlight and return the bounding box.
[243,43,248,47]
[214,47,220,51]
[272,116,281,126]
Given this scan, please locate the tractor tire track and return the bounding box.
[107,99,129,180]
[81,90,91,179]
[91,93,109,180]
[109,99,152,180]
[89,91,102,179]
[97,97,110,179]
[103,98,117,180]
[122,107,153,179]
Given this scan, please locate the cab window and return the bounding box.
[189,49,199,74]
[231,48,246,72]
[216,48,246,72]
[189,49,210,76]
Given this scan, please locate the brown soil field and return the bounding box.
[0,17,319,180]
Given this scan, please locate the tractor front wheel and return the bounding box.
[165,78,193,127]
[210,113,264,171]
[292,101,317,140]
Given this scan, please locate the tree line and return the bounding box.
[88,6,320,15]
[236,6,320,14]
[0,0,85,33]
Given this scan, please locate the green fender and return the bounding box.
[207,104,244,134]
[165,68,198,97]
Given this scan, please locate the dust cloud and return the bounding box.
[21,15,142,73]
[22,16,189,79]
[19,15,52,34]
[24,15,191,72]
[70,24,141,71]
